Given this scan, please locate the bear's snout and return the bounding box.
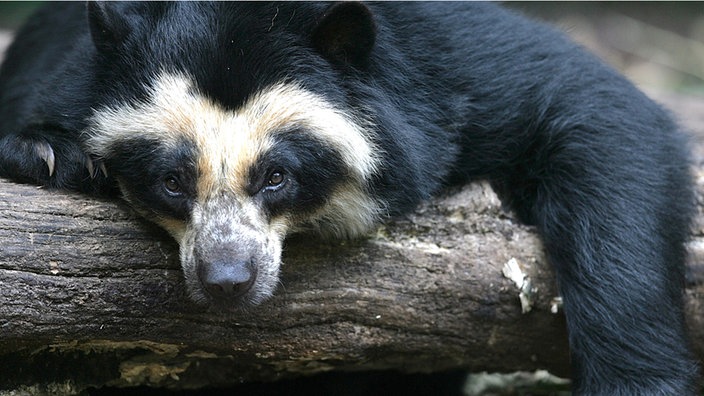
[197,255,257,301]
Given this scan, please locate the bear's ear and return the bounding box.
[87,1,130,51]
[311,2,376,67]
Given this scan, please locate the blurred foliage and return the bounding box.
[0,2,42,30]
[507,2,704,95]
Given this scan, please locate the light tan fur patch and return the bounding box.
[86,71,380,201]
[86,71,385,239]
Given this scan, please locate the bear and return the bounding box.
[0,2,698,394]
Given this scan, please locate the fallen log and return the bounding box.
[0,176,571,392]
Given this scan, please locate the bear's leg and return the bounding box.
[492,131,699,394]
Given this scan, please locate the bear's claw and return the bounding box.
[33,141,55,177]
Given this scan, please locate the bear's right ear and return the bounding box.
[311,2,377,68]
[87,1,130,51]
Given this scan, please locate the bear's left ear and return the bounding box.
[87,1,131,51]
[311,2,376,67]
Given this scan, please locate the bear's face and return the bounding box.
[82,2,382,309]
[86,71,382,308]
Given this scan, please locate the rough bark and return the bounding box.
[0,178,571,392]
[1,27,704,393]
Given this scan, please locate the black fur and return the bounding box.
[0,2,698,394]
[108,137,198,221]
[247,131,348,218]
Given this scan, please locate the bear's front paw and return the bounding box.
[0,132,108,191]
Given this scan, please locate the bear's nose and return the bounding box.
[198,259,256,300]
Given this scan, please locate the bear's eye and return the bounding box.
[264,170,286,191]
[164,176,182,195]
[269,171,284,186]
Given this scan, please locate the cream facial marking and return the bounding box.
[86,71,381,201]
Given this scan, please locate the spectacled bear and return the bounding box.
[0,2,698,394]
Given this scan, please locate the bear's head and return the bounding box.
[84,2,383,309]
